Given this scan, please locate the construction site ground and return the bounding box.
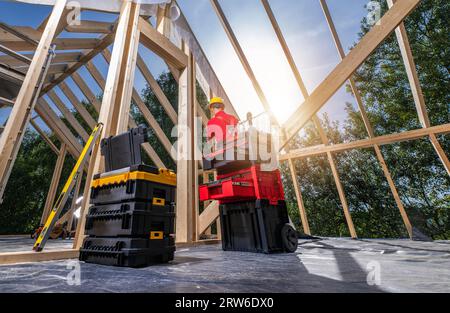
[0,236,449,293]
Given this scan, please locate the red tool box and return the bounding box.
[199,164,285,205]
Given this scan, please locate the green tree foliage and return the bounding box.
[0,131,74,234]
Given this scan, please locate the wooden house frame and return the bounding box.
[0,0,448,264]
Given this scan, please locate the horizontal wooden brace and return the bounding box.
[279,123,450,161]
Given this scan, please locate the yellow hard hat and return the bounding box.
[209,97,224,109]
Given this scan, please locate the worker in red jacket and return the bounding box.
[207,97,238,145]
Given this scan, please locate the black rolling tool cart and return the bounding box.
[199,129,298,254]
[79,127,177,268]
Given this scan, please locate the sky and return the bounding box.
[0,0,372,133]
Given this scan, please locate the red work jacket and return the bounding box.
[207,110,239,142]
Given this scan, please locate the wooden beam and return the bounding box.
[0,52,82,67]
[3,38,100,52]
[0,43,32,65]
[0,22,39,46]
[176,49,196,243]
[115,4,141,134]
[0,96,15,108]
[41,30,117,95]
[0,249,79,265]
[288,159,311,235]
[0,0,68,203]
[198,201,220,236]
[71,71,102,111]
[313,116,357,238]
[261,0,308,98]
[429,133,450,176]
[132,89,175,157]
[138,17,188,70]
[0,26,41,42]
[59,81,97,129]
[135,53,178,124]
[373,144,413,236]
[29,119,60,155]
[48,90,89,141]
[41,143,67,224]
[35,98,83,159]
[210,0,277,126]
[282,0,422,148]
[66,21,114,34]
[0,64,25,84]
[279,123,450,161]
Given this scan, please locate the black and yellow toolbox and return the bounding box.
[85,201,175,238]
[90,164,176,205]
[79,127,177,268]
[79,237,175,267]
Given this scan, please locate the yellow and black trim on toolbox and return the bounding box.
[152,197,166,206]
[150,231,164,240]
[92,169,177,188]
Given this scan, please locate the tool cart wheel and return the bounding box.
[281,224,298,253]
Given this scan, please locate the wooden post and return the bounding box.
[313,116,357,238]
[0,0,68,202]
[176,48,197,243]
[288,159,311,235]
[74,0,141,249]
[41,143,67,224]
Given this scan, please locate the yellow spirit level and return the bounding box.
[33,123,103,252]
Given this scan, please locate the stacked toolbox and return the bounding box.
[199,130,298,254]
[79,127,177,268]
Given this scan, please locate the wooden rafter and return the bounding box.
[29,118,60,155]
[66,20,114,34]
[47,89,89,141]
[0,51,82,67]
[41,30,117,95]
[59,81,97,129]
